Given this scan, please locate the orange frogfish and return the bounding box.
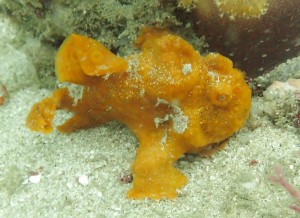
[26,27,251,200]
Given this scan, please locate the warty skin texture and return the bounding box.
[26,28,251,199]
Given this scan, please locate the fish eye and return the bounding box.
[218,95,226,101]
[210,92,232,106]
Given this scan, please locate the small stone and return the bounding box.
[29,173,41,184]
[120,173,133,184]
[96,190,103,198]
[78,175,89,186]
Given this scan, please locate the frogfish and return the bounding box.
[26,27,251,199]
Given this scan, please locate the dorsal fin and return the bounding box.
[55,34,128,85]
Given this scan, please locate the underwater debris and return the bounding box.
[27,167,44,184]
[249,159,258,166]
[0,84,8,106]
[295,112,300,128]
[28,173,42,184]
[120,172,133,184]
[77,175,89,186]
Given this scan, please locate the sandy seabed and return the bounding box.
[0,17,300,218]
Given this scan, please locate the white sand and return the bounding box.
[1,17,300,217]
